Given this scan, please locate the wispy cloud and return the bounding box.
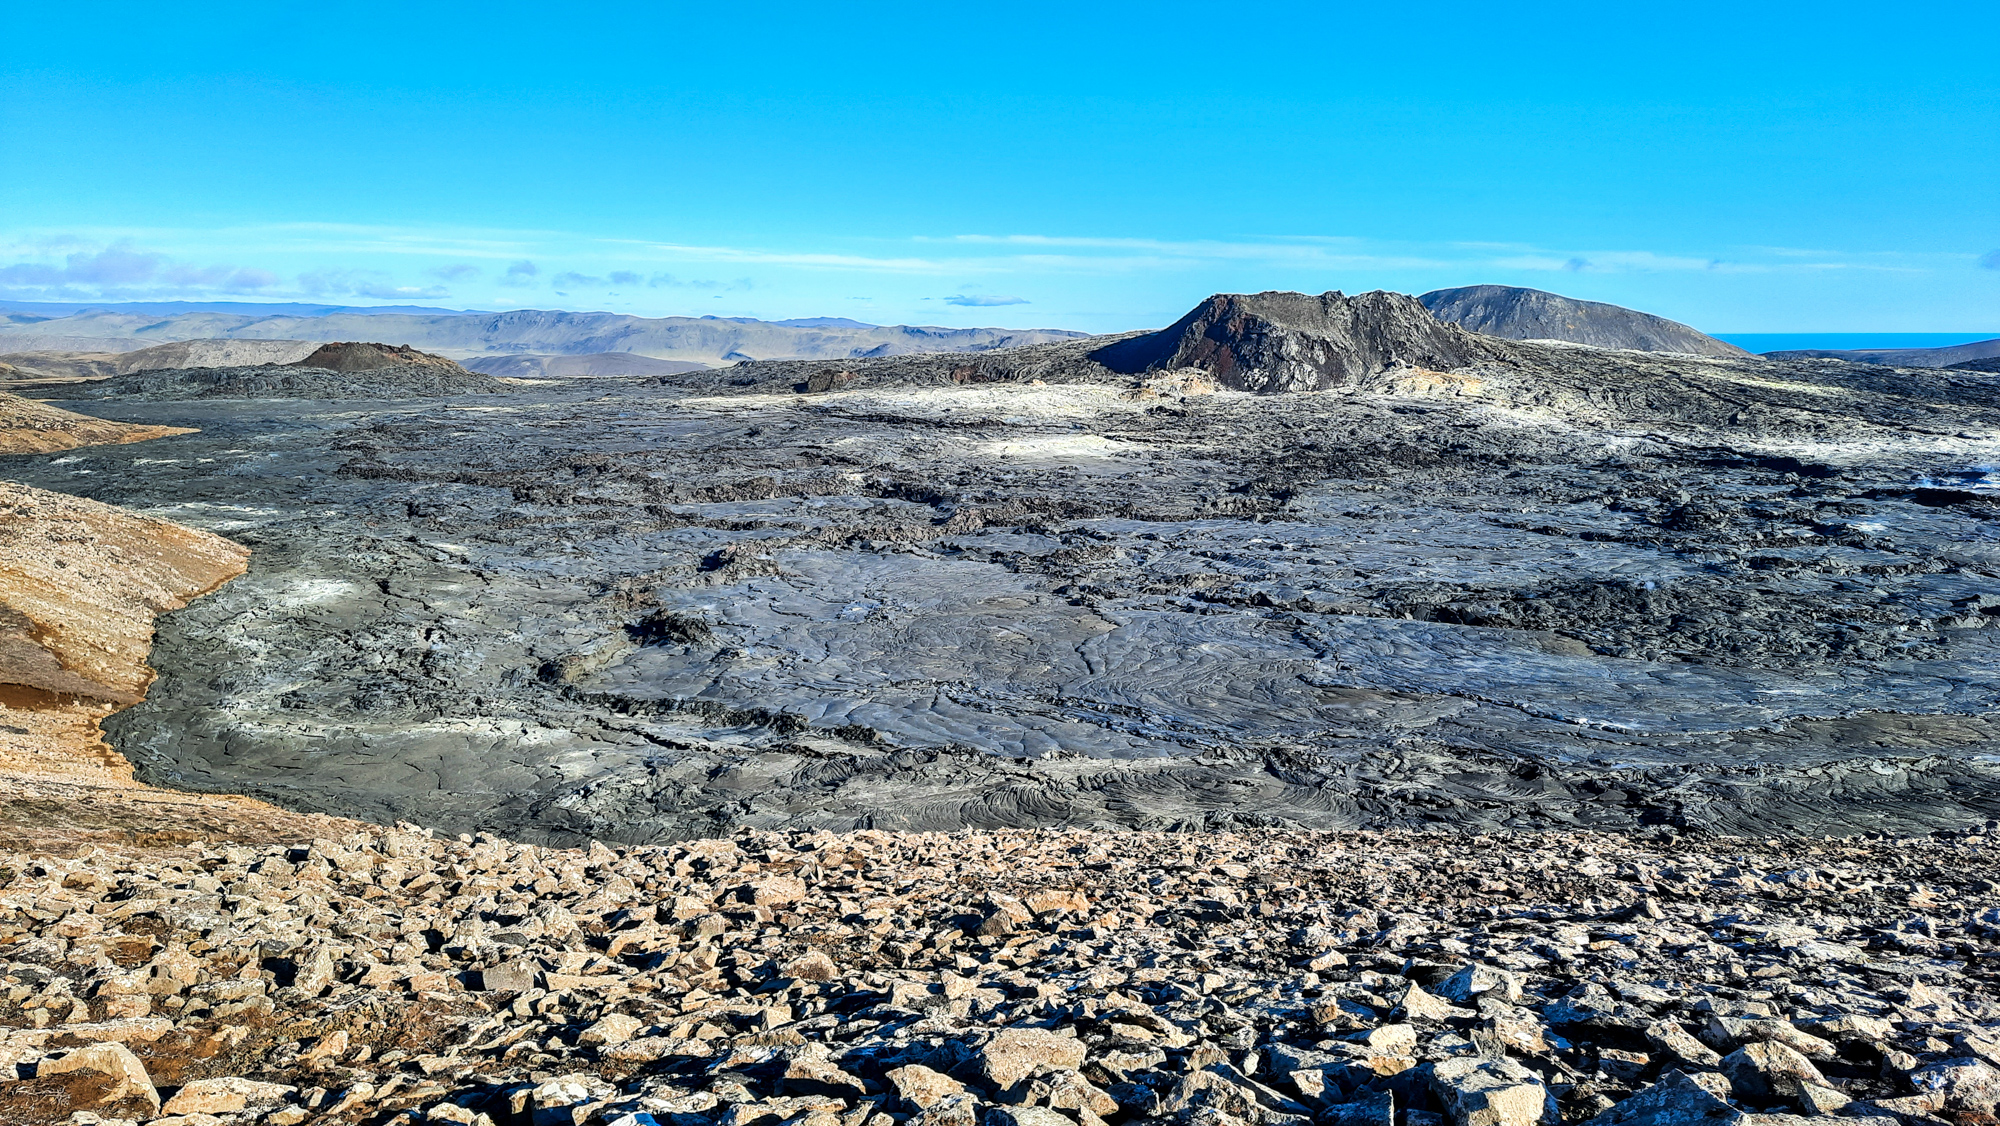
[0,241,283,298]
[296,268,447,301]
[647,273,751,291]
[0,223,1977,326]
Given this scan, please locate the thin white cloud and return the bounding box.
[0,242,284,298]
[0,224,1971,326]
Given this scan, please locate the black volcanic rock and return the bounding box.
[1090,290,1493,392]
[1420,284,1748,358]
[288,341,468,373]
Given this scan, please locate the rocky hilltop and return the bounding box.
[1418,287,1747,359]
[1090,292,1494,393]
[75,342,504,400]
[285,342,470,375]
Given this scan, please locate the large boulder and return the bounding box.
[1719,1042,1825,1100]
[35,1041,160,1115]
[1583,1071,1738,1126]
[964,1027,1089,1093]
[1428,1056,1551,1126]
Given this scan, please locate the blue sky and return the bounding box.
[3,1,1995,334]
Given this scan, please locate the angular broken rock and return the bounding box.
[1600,1050,1652,1084]
[887,1065,969,1111]
[1439,964,1522,1005]
[160,1075,299,1115]
[1043,1068,1119,1117]
[1351,1023,1420,1058]
[1795,1082,1850,1116]
[1705,1018,1835,1060]
[987,1107,1078,1126]
[1719,1042,1826,1100]
[531,1072,618,1126]
[578,1013,643,1046]
[783,1045,870,1098]
[36,1041,160,1115]
[908,1091,981,1126]
[740,875,808,906]
[1322,1090,1396,1126]
[783,950,840,982]
[1798,1014,1894,1046]
[1023,889,1089,916]
[1159,1064,1312,1123]
[479,958,541,992]
[1394,981,1467,1023]
[1645,1021,1724,1068]
[1907,1058,2000,1116]
[969,1027,1088,1093]
[974,910,1016,938]
[1583,1071,1740,1126]
[1429,1056,1550,1126]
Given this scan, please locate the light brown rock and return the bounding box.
[36,1041,160,1115]
[160,1075,298,1115]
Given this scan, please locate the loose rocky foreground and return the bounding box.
[3,822,1997,1126]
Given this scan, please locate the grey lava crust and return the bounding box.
[7,291,2000,844]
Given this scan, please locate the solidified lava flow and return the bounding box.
[11,291,2000,844]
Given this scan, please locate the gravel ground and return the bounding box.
[2,823,1996,1126]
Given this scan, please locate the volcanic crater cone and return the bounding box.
[285,341,468,373]
[78,341,505,400]
[1090,289,1497,392]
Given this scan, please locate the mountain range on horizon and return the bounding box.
[1,288,1994,374]
[0,304,1091,368]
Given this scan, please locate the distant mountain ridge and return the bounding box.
[0,338,319,382]
[1419,285,1748,358]
[1762,338,2000,369]
[0,305,1086,366]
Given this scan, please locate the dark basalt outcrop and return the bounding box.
[1420,284,1748,358]
[1091,290,1493,392]
[286,341,468,374]
[76,365,504,400]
